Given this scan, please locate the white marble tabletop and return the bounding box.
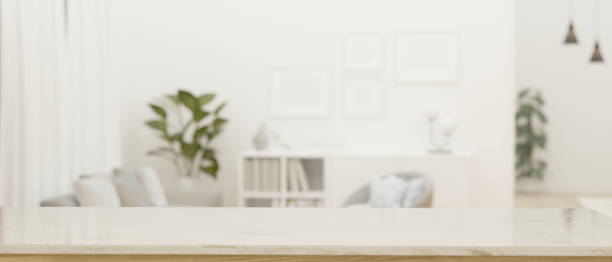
[0,208,611,256]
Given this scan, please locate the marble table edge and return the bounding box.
[1,245,612,256]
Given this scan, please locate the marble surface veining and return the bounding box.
[0,208,611,256]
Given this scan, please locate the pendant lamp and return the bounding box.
[564,0,578,44]
[590,0,604,63]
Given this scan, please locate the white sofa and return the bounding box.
[40,167,222,207]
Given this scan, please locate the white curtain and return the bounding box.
[0,0,119,206]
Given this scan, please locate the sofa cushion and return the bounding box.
[138,167,168,207]
[74,177,121,207]
[40,194,80,207]
[113,168,153,207]
[368,175,408,208]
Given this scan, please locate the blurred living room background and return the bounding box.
[0,0,609,209]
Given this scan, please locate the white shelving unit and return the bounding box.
[238,150,327,207]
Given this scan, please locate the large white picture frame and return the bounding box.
[269,68,331,117]
[344,79,383,117]
[395,32,459,83]
[344,33,384,71]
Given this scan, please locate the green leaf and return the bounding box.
[206,118,228,140]
[535,110,547,123]
[147,147,176,156]
[166,94,180,104]
[180,142,199,160]
[536,160,547,169]
[145,120,166,132]
[200,160,218,179]
[201,148,215,160]
[198,94,215,106]
[518,89,530,99]
[517,104,534,117]
[178,90,198,112]
[516,126,530,137]
[169,133,183,142]
[214,102,227,114]
[193,127,208,142]
[193,109,209,122]
[149,104,166,118]
[535,134,547,148]
[533,95,544,106]
[213,118,228,128]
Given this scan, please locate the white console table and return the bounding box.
[238,150,474,208]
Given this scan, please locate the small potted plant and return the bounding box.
[145,89,228,188]
[515,87,547,192]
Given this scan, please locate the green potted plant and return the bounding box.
[515,87,547,191]
[145,89,228,188]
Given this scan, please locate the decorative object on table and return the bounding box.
[424,105,456,154]
[344,33,384,71]
[590,0,604,63]
[270,68,331,117]
[515,88,547,181]
[395,32,458,83]
[344,79,383,117]
[253,122,271,150]
[563,0,578,45]
[145,89,228,179]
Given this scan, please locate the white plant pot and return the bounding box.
[176,177,199,190]
[515,178,543,193]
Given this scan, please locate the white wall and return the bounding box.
[109,0,515,207]
[518,0,612,194]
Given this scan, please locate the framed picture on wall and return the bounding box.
[269,68,331,117]
[344,79,383,117]
[344,33,384,71]
[395,32,458,83]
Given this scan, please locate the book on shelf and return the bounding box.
[287,159,310,192]
[286,199,318,207]
[252,159,260,191]
[248,158,280,192]
[295,159,310,192]
[262,159,269,191]
[287,160,299,192]
[247,158,312,194]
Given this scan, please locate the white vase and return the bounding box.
[253,124,270,150]
[176,177,199,190]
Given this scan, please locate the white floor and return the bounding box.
[515,192,583,208]
[515,192,612,217]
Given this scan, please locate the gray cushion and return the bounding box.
[113,168,153,207]
[40,194,80,207]
[368,175,408,208]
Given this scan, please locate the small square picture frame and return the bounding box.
[344,79,384,117]
[344,33,384,72]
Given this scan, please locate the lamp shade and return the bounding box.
[590,41,604,63]
[564,21,578,44]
